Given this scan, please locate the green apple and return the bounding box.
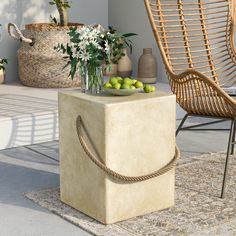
[121,83,130,89]
[117,77,123,84]
[130,85,136,89]
[109,77,119,86]
[150,86,156,92]
[104,82,112,89]
[144,85,151,93]
[123,77,133,85]
[144,85,156,93]
[135,81,144,88]
[113,83,121,90]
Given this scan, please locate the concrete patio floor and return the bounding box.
[0,117,231,236]
[0,83,59,150]
[0,142,90,236]
[0,82,233,235]
[0,82,185,150]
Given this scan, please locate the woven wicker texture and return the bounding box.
[144,0,236,118]
[9,23,81,88]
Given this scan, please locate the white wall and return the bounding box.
[0,0,108,83]
[108,0,166,83]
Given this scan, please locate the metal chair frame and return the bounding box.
[176,115,235,198]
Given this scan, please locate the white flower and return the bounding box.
[87,29,99,41]
[91,40,102,49]
[93,28,101,35]
[95,24,105,32]
[79,33,88,41]
[78,41,88,50]
[72,46,78,58]
[78,26,90,39]
[78,26,93,40]
[104,40,110,52]
[79,51,91,62]
[78,26,90,35]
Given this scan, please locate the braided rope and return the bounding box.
[76,115,180,182]
[8,23,33,44]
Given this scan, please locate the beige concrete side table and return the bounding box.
[59,90,176,224]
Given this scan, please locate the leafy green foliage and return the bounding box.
[49,0,71,9]
[0,59,8,71]
[49,0,71,26]
[55,25,137,80]
[0,24,8,71]
[106,26,137,64]
[50,15,59,26]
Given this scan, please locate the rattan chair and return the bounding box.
[144,0,236,198]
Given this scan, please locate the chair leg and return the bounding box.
[176,114,188,136]
[231,120,236,155]
[221,119,235,199]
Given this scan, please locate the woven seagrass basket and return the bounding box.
[8,23,82,88]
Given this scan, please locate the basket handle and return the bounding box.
[8,23,35,46]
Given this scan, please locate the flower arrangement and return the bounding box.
[56,25,136,93]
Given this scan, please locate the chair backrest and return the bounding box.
[144,0,236,86]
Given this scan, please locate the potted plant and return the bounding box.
[56,25,136,94]
[8,0,82,88]
[0,58,8,84]
[0,24,8,84]
[49,0,70,26]
[103,27,136,77]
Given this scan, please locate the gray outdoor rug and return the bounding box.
[25,152,236,236]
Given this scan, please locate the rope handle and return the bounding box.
[76,115,180,182]
[8,23,35,46]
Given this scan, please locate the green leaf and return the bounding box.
[69,57,78,80]
[1,59,8,64]
[50,15,59,25]
[130,44,133,54]
[122,33,138,38]
[0,58,8,71]
[62,60,70,70]
[70,65,77,80]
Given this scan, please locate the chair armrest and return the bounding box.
[168,69,236,117]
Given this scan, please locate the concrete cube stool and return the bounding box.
[59,91,176,224]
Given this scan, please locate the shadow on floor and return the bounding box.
[0,160,59,213]
[0,94,58,149]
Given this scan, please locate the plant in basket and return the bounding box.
[49,0,71,26]
[8,0,82,88]
[55,25,136,94]
[0,58,8,84]
[0,58,8,71]
[0,24,8,84]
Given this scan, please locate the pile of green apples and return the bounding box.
[104,77,156,93]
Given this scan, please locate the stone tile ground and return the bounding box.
[25,152,236,235]
[0,117,232,235]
